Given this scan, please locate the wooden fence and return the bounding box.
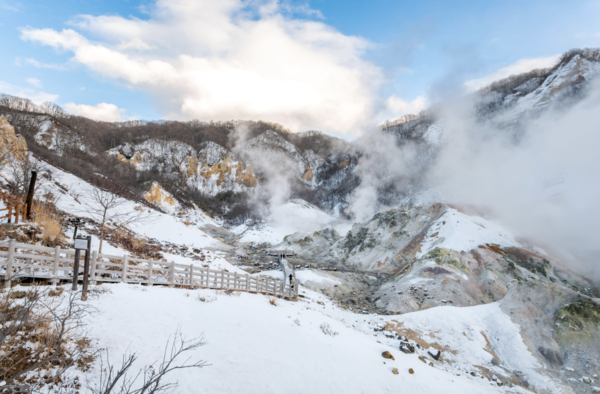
[0,191,27,224]
[0,239,298,299]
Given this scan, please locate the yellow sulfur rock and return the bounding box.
[0,116,28,165]
[144,182,177,206]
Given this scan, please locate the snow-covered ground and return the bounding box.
[417,207,522,258]
[261,269,342,287]
[74,283,535,394]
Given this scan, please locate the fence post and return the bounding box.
[7,206,12,224]
[147,260,154,286]
[5,239,15,288]
[169,262,175,286]
[205,267,209,288]
[245,274,249,292]
[90,251,97,285]
[15,205,20,225]
[233,271,238,290]
[52,246,60,286]
[189,264,194,287]
[26,248,33,276]
[220,270,224,289]
[122,256,128,283]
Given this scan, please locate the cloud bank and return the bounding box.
[21,0,382,134]
[63,102,124,122]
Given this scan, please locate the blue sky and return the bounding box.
[1,0,600,134]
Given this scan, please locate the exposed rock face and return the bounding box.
[108,140,258,196]
[144,182,180,213]
[0,116,28,165]
[499,281,600,394]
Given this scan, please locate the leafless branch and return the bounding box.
[89,329,209,394]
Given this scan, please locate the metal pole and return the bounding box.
[25,170,37,220]
[72,249,81,291]
[81,236,92,301]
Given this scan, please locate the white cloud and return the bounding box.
[0,80,58,104]
[20,0,382,134]
[464,55,560,91]
[26,77,43,88]
[16,57,69,70]
[64,102,124,122]
[385,95,427,118]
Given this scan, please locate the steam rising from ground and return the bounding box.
[344,72,600,279]
[427,79,600,278]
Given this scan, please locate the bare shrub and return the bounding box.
[269,297,278,306]
[0,286,95,392]
[320,323,338,337]
[89,330,209,394]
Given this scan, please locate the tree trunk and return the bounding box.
[98,208,107,253]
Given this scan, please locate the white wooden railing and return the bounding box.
[0,239,298,298]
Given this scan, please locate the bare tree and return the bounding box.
[80,178,150,253]
[90,330,208,394]
[4,154,38,198]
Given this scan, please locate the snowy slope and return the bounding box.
[499,54,600,123]
[75,284,539,394]
[417,207,522,258]
[29,158,240,269]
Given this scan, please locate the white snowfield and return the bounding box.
[77,284,533,394]
[418,208,522,258]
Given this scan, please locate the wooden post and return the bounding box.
[220,270,224,290]
[122,256,128,283]
[147,260,154,286]
[169,262,175,286]
[14,205,20,224]
[234,271,238,290]
[90,251,97,285]
[189,264,194,287]
[25,170,37,220]
[205,267,209,288]
[52,246,60,286]
[5,239,15,288]
[72,249,81,290]
[245,274,249,291]
[81,236,92,301]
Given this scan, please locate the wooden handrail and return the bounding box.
[0,239,299,299]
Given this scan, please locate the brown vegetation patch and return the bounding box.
[385,321,454,355]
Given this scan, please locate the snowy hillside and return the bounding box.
[71,284,555,394]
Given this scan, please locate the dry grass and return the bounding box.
[32,201,64,246]
[269,297,278,306]
[105,227,162,259]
